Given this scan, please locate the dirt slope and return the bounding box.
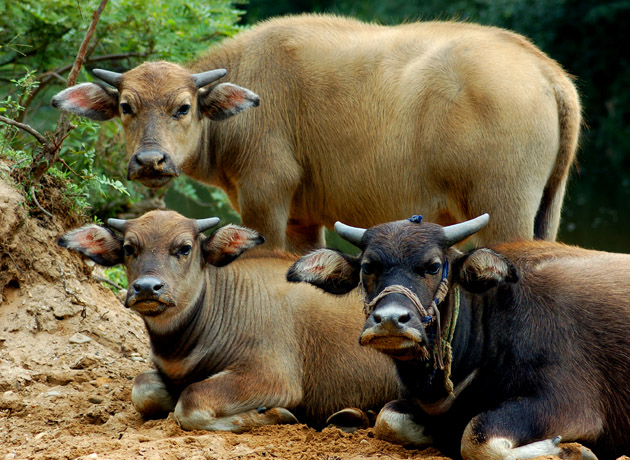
[0,172,623,460]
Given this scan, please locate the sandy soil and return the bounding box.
[0,172,626,460]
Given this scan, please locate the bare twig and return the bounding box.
[93,275,123,291]
[7,251,25,275]
[67,0,109,87]
[57,262,87,306]
[0,115,47,145]
[17,51,150,121]
[58,157,91,181]
[30,186,53,218]
[30,0,110,184]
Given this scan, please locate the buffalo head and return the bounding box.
[58,210,264,331]
[287,214,495,361]
[51,62,259,188]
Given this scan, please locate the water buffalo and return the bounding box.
[51,14,581,252]
[286,214,630,459]
[57,210,400,432]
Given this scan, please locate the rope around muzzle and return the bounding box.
[362,263,460,395]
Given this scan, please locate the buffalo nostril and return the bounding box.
[132,277,165,295]
[398,312,411,324]
[135,151,166,168]
[373,313,382,324]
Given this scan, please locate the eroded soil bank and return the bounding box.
[0,174,625,460]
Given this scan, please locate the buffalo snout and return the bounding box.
[126,276,176,316]
[128,150,180,188]
[359,296,428,361]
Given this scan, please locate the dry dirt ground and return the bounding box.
[0,172,626,460]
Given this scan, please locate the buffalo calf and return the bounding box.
[59,210,400,432]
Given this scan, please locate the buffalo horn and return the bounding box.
[334,221,366,247]
[196,217,220,233]
[107,218,127,232]
[93,69,123,87]
[191,69,227,88]
[443,213,490,247]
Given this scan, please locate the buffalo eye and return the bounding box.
[120,103,132,115]
[176,244,192,257]
[175,104,190,118]
[426,262,442,275]
[123,244,135,257]
[361,261,380,276]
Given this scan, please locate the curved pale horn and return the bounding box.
[196,217,220,233]
[191,69,227,88]
[443,213,490,247]
[107,218,127,232]
[334,221,366,247]
[93,69,123,87]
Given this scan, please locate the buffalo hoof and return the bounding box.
[373,400,432,446]
[326,407,370,433]
[558,443,599,460]
[259,407,300,425]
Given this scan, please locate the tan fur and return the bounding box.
[189,15,581,249]
[57,14,581,252]
[117,211,401,430]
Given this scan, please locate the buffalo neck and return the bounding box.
[184,45,247,189]
[395,288,482,404]
[146,264,254,386]
[146,287,207,362]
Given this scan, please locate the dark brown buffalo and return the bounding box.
[287,214,630,460]
[51,14,580,252]
[58,210,400,432]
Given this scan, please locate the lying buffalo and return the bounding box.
[287,214,630,460]
[58,210,400,431]
[52,14,580,252]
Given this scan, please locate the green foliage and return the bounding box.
[0,0,245,219]
[0,0,244,74]
[104,265,128,293]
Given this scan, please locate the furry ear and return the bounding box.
[286,249,361,295]
[198,83,259,121]
[57,225,123,266]
[51,83,119,121]
[454,248,518,293]
[202,224,265,267]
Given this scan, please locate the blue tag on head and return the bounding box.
[408,215,423,224]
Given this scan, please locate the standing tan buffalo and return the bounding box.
[52,14,581,252]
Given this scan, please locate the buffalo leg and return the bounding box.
[173,369,302,432]
[287,221,325,253]
[461,397,602,460]
[373,400,433,446]
[238,160,300,251]
[131,370,177,418]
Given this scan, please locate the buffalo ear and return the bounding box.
[198,83,260,121]
[202,224,265,267]
[454,248,519,293]
[51,83,119,121]
[286,249,361,295]
[57,225,123,266]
